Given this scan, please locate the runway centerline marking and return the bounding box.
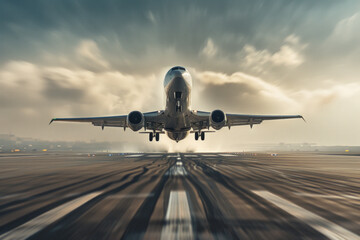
[0,192,102,240]
[161,191,193,240]
[253,190,360,240]
[166,164,187,176]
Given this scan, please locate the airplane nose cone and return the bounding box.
[172,70,183,77]
[164,68,192,89]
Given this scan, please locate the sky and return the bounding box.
[1,0,360,151]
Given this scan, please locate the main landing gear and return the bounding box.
[149,132,160,142]
[195,132,205,141]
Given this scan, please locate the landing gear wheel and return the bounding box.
[149,132,153,142]
[155,132,160,141]
[195,132,199,141]
[201,132,205,141]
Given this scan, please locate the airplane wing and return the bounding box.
[49,111,166,131]
[49,115,127,129]
[226,113,304,128]
[190,110,304,131]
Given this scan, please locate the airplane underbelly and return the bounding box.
[164,113,190,131]
[166,131,189,141]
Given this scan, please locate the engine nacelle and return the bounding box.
[127,111,144,131]
[210,110,226,130]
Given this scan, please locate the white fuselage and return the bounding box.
[163,66,192,142]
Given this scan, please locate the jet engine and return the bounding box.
[127,111,144,131]
[210,110,226,130]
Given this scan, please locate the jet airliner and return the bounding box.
[50,66,303,142]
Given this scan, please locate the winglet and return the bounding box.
[300,115,306,123]
[49,118,56,125]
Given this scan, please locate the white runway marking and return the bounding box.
[184,155,198,158]
[253,190,360,240]
[0,192,102,240]
[161,191,193,240]
[166,164,187,176]
[294,192,360,200]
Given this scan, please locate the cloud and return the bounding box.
[0,61,51,110]
[76,40,110,71]
[0,60,159,118]
[328,12,360,51]
[240,35,306,73]
[293,82,360,111]
[333,13,359,38]
[194,70,360,114]
[194,70,300,113]
[200,38,218,58]
[147,11,156,24]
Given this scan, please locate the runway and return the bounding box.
[0,152,359,239]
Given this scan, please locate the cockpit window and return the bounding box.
[170,66,185,71]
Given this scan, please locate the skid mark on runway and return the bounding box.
[106,193,154,199]
[0,192,102,240]
[161,191,193,240]
[0,167,149,237]
[121,171,169,240]
[0,167,141,214]
[253,190,360,240]
[186,164,239,239]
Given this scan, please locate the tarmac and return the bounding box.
[0,151,359,239]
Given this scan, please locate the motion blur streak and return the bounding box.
[0,152,359,239]
[0,192,102,240]
[253,190,360,240]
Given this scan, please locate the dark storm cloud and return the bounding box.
[43,76,85,101]
[1,0,358,73]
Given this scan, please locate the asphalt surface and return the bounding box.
[0,152,359,240]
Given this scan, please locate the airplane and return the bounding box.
[50,66,304,142]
